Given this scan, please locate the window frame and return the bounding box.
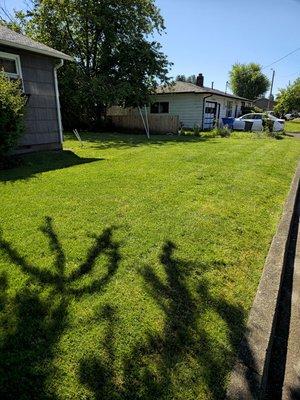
[0,51,23,82]
[226,100,233,117]
[150,101,169,114]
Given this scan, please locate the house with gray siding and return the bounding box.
[0,25,72,153]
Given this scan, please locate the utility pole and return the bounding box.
[267,69,275,111]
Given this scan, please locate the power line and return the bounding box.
[277,71,300,79]
[262,47,300,70]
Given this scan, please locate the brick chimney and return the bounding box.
[196,73,204,87]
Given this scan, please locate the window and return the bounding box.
[0,51,22,81]
[226,101,233,117]
[253,114,263,120]
[241,114,254,120]
[205,106,215,114]
[150,102,169,114]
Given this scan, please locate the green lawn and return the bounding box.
[285,119,300,132]
[1,132,300,400]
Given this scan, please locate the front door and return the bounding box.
[203,101,217,130]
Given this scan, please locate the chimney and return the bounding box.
[196,73,204,87]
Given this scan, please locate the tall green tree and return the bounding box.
[229,63,270,100]
[5,0,171,129]
[274,78,300,115]
[176,74,196,84]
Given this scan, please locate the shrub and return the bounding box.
[267,131,284,140]
[193,124,201,136]
[262,113,274,133]
[0,73,26,158]
[212,126,231,138]
[201,130,218,138]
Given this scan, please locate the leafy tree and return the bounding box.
[229,63,270,100]
[0,73,26,158]
[5,0,171,129]
[274,78,300,115]
[176,74,196,84]
[176,74,186,82]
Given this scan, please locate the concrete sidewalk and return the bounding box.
[282,198,300,400]
[287,132,300,139]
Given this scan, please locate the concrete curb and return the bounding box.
[227,162,300,399]
[282,200,300,400]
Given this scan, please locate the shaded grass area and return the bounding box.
[285,120,300,133]
[1,132,300,399]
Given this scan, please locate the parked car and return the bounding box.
[285,112,300,120]
[233,113,285,132]
[285,113,294,120]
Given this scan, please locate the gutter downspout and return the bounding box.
[54,59,64,146]
[202,94,213,130]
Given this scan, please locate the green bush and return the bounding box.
[0,73,26,158]
[211,126,231,138]
[201,130,218,138]
[267,131,284,140]
[262,113,274,133]
[193,124,201,136]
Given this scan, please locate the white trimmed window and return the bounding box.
[150,102,169,114]
[0,51,23,81]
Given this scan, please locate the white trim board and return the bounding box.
[0,50,23,80]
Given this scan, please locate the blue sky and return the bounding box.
[2,0,300,95]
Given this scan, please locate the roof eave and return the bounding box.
[155,90,251,102]
[0,39,73,61]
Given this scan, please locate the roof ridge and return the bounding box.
[156,81,250,101]
[0,24,72,61]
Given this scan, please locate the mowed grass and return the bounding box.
[285,119,300,132]
[1,132,300,400]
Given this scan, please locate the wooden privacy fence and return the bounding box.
[111,115,180,134]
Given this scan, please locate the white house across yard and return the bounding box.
[108,74,252,132]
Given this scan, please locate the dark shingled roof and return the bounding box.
[0,25,73,61]
[156,81,250,101]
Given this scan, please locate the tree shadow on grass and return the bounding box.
[64,132,216,151]
[0,150,102,183]
[0,217,120,400]
[79,241,260,399]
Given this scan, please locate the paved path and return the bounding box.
[282,194,300,400]
[287,132,300,139]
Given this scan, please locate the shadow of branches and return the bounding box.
[0,217,120,400]
[79,240,258,399]
[0,226,259,399]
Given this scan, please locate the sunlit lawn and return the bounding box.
[0,132,300,400]
[285,119,300,132]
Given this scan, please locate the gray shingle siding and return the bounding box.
[0,45,61,150]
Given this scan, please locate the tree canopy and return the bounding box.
[274,78,300,115]
[229,63,270,100]
[2,0,171,129]
[176,74,196,84]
